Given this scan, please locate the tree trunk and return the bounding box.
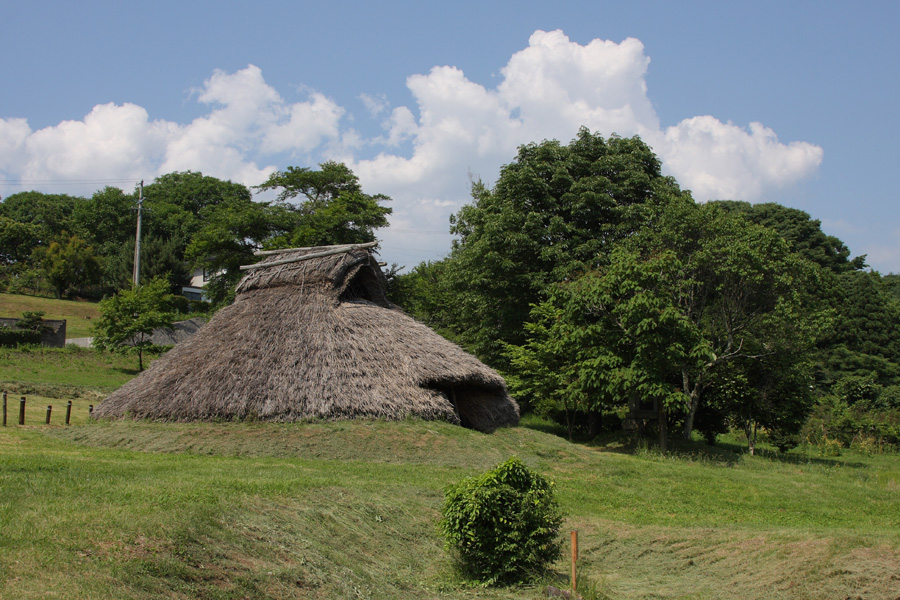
[658,402,668,453]
[588,411,601,437]
[681,368,700,441]
[682,393,700,441]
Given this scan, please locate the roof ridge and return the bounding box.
[240,242,378,271]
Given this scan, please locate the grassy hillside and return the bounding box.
[0,346,152,399]
[2,418,899,600]
[2,345,899,599]
[0,293,101,338]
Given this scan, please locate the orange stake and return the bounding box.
[571,529,578,594]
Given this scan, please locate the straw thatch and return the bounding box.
[131,317,207,347]
[94,244,519,432]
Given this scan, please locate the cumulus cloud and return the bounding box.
[0,31,824,266]
[0,65,343,190]
[648,117,824,200]
[359,30,821,206]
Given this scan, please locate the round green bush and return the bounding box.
[438,457,565,585]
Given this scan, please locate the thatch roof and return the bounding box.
[94,243,519,432]
[132,317,207,347]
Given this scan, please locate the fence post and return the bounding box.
[45,405,52,425]
[19,397,26,425]
[2,391,6,426]
[571,529,578,595]
[66,401,72,425]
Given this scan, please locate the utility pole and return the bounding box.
[132,181,144,288]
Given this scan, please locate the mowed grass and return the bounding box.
[1,419,899,600]
[0,346,152,395]
[0,293,101,339]
[2,347,900,599]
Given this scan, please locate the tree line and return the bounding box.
[390,128,900,452]
[0,162,391,306]
[3,128,899,452]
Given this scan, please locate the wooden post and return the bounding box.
[19,397,26,425]
[571,529,578,594]
[2,391,6,426]
[45,405,52,425]
[65,401,72,425]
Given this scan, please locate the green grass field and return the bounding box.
[0,346,149,395]
[0,293,101,338]
[1,346,899,599]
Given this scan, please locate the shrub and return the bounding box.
[818,435,843,457]
[438,457,564,585]
[0,326,41,347]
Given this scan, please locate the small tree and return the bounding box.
[438,458,564,586]
[92,277,175,371]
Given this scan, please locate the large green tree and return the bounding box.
[142,172,254,251]
[507,201,824,446]
[256,161,391,248]
[818,270,900,387]
[185,196,289,304]
[0,191,84,246]
[428,128,691,366]
[72,186,139,257]
[712,201,865,273]
[0,216,41,265]
[38,233,102,298]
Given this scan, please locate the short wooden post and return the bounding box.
[571,530,578,594]
[2,391,7,426]
[65,401,72,425]
[45,405,52,425]
[19,397,26,425]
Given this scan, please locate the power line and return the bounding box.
[0,178,141,186]
[387,228,455,235]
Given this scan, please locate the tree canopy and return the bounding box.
[424,128,692,365]
[256,160,392,248]
[505,200,824,446]
[0,164,389,303]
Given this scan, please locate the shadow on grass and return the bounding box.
[114,367,142,376]
[713,439,870,469]
[520,415,570,439]
[519,414,872,469]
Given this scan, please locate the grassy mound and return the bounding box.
[1,419,898,599]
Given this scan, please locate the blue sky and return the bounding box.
[2,1,898,272]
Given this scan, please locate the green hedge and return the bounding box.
[0,328,42,347]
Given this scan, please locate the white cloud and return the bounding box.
[360,93,389,117]
[0,31,824,268]
[21,103,172,182]
[0,118,30,173]
[498,31,658,139]
[0,65,343,190]
[648,117,823,200]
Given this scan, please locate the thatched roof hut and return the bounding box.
[94,243,519,432]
